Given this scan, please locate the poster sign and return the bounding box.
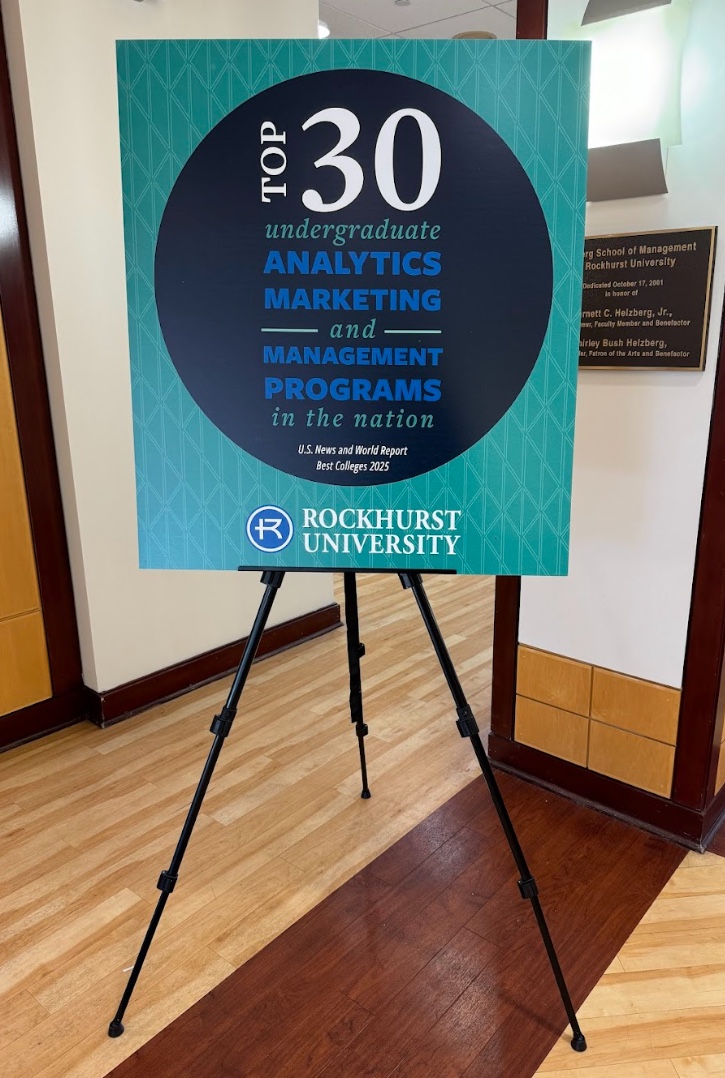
[117,40,589,574]
[580,228,717,370]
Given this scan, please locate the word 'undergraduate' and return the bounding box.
[265,219,442,247]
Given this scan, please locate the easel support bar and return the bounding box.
[108,570,285,1038]
[400,571,586,1054]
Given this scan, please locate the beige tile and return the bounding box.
[517,645,592,715]
[588,721,675,797]
[0,611,51,717]
[515,695,589,765]
[591,667,680,745]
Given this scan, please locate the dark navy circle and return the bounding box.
[155,68,553,486]
[246,505,294,552]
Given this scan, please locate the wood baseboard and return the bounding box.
[488,731,711,850]
[87,602,342,728]
[0,686,90,753]
[703,781,725,848]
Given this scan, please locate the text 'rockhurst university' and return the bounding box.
[300,508,462,556]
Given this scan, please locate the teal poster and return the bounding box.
[117,39,589,574]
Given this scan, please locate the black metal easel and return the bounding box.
[108,570,586,1053]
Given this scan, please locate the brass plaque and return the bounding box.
[580,227,717,370]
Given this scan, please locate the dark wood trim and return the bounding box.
[0,687,88,753]
[703,778,725,849]
[489,732,709,849]
[673,300,725,809]
[491,577,520,739]
[0,9,83,697]
[87,602,342,727]
[516,0,548,39]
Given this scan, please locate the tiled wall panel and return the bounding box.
[514,645,679,798]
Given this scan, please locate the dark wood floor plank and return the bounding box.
[247,826,496,1017]
[368,780,490,887]
[159,982,354,1078]
[315,928,500,1078]
[387,967,510,1078]
[109,773,684,1078]
[248,995,372,1078]
[176,990,372,1078]
[344,871,488,1013]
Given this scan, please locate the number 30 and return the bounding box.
[301,107,441,213]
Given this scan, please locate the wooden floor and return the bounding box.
[0,573,492,1078]
[5,569,725,1078]
[109,772,683,1078]
[536,846,725,1077]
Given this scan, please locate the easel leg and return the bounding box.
[107,570,286,1037]
[343,572,371,799]
[399,572,587,1054]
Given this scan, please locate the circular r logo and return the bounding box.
[246,506,294,553]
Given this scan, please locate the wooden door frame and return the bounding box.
[516,0,549,38]
[0,6,86,748]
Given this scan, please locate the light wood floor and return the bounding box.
[537,848,725,1078]
[7,569,724,1078]
[0,573,493,1078]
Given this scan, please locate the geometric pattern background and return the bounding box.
[117,39,589,574]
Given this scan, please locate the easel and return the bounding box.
[108,570,587,1053]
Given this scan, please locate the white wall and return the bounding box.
[2,0,334,692]
[520,0,725,688]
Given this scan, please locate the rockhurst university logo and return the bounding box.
[247,504,462,558]
[301,507,462,557]
[246,506,294,552]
